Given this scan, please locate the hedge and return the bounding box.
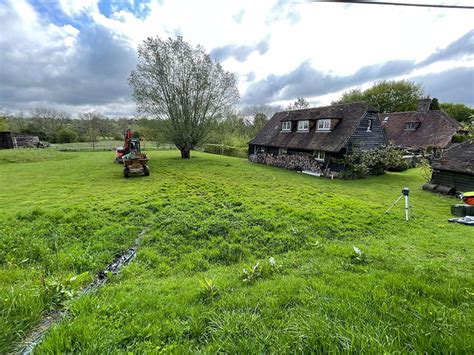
[202,144,248,158]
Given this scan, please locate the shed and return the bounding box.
[430,139,474,193]
[0,132,40,149]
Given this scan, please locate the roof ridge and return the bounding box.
[278,101,369,114]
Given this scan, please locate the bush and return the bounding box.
[203,144,247,158]
[340,145,407,179]
[339,150,370,179]
[388,160,409,172]
[56,128,78,143]
[418,157,433,183]
[452,134,468,143]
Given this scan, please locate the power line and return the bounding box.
[313,0,474,9]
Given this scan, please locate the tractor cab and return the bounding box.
[128,138,141,153]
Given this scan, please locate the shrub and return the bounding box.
[339,150,369,179]
[388,160,409,172]
[418,157,433,183]
[452,134,467,143]
[56,128,78,143]
[340,145,407,179]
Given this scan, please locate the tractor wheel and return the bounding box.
[124,167,130,178]
[143,165,150,176]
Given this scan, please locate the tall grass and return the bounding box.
[0,150,472,352]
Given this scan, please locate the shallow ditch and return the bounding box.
[16,228,148,354]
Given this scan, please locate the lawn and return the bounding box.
[0,149,472,353]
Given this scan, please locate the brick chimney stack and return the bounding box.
[417,96,432,112]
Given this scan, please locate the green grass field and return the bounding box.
[0,149,472,353]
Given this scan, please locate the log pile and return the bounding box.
[249,153,323,174]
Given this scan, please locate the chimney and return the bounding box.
[417,96,432,112]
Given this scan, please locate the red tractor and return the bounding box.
[115,129,133,163]
[115,129,150,178]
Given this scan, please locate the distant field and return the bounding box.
[50,140,172,151]
[0,149,472,353]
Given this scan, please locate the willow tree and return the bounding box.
[128,36,239,158]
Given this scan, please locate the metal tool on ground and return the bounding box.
[17,228,147,354]
[461,192,474,206]
[449,192,474,226]
[385,187,411,222]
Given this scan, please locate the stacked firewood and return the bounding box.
[249,153,323,173]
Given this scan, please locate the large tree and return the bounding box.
[440,102,474,123]
[334,80,424,113]
[286,97,310,110]
[240,104,283,119]
[27,107,71,142]
[79,112,102,150]
[252,113,268,135]
[128,36,239,158]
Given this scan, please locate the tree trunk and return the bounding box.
[180,148,191,159]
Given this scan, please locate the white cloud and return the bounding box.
[58,0,99,17]
[1,0,473,116]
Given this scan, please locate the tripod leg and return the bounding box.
[385,194,403,213]
[405,195,409,221]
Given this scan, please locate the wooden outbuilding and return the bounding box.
[430,139,474,193]
[0,132,40,149]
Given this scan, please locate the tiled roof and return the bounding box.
[431,139,474,175]
[379,110,460,149]
[249,102,373,152]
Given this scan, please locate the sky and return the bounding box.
[0,0,473,117]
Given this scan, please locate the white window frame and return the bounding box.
[281,121,291,132]
[313,150,325,161]
[317,119,331,131]
[279,147,287,155]
[366,119,373,132]
[405,122,418,130]
[297,120,309,131]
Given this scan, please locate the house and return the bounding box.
[430,139,474,193]
[0,131,40,149]
[379,98,461,153]
[248,102,386,174]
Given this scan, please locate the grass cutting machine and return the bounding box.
[116,129,150,178]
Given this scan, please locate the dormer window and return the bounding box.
[281,121,291,132]
[317,119,331,131]
[297,120,309,131]
[405,122,419,130]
